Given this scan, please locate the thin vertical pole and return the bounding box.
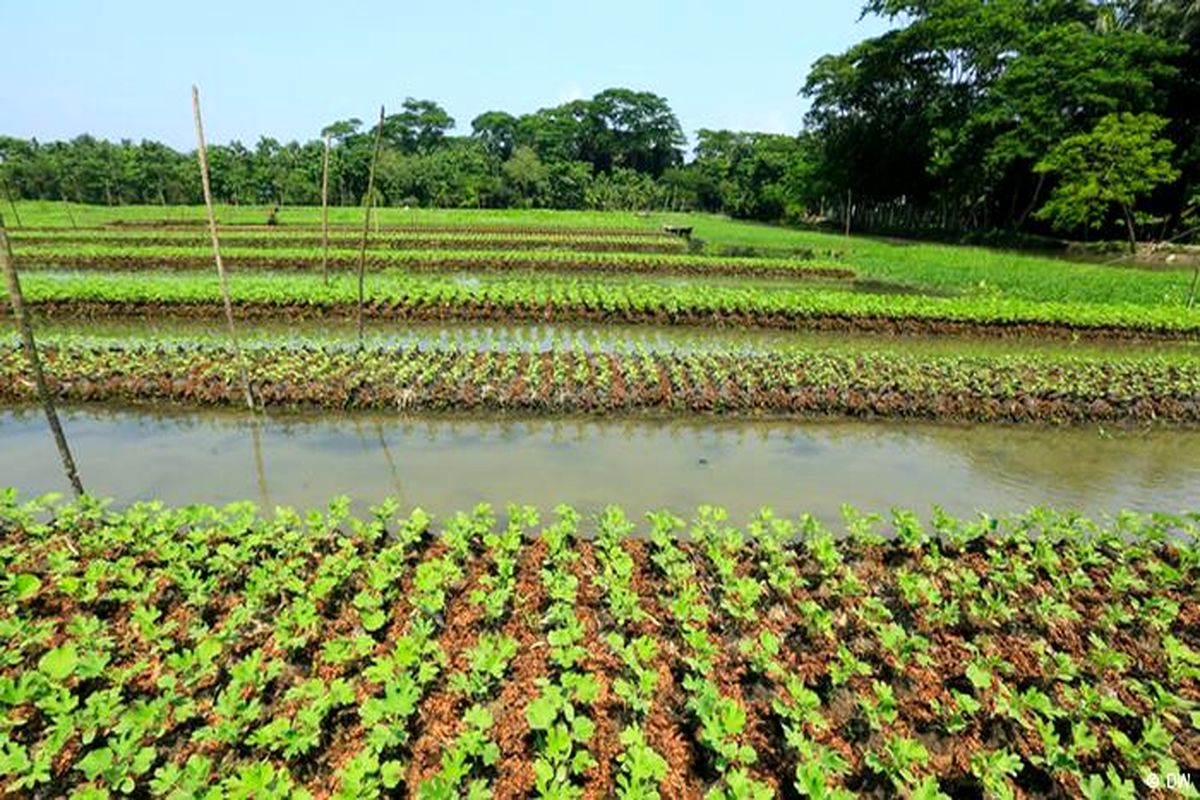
[0,215,84,497]
[321,132,331,285]
[61,195,78,230]
[192,85,256,411]
[357,106,385,346]
[2,180,20,228]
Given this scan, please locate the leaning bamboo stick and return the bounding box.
[192,85,255,411]
[61,194,78,230]
[321,132,331,285]
[356,106,385,345]
[0,214,84,497]
[2,180,21,228]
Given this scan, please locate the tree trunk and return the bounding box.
[1,216,85,497]
[1122,204,1138,254]
[321,133,332,285]
[844,189,852,237]
[192,86,256,412]
[1015,173,1046,230]
[356,106,386,346]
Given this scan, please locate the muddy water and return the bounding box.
[27,318,1200,359]
[2,406,1197,525]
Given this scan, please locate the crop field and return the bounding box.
[1,494,1197,799]
[2,203,1200,798]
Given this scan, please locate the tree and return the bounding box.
[586,88,685,176]
[501,146,551,207]
[1035,112,1180,251]
[471,111,518,160]
[384,99,455,155]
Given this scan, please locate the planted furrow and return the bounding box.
[12,233,688,254]
[8,269,1198,338]
[11,247,845,281]
[5,341,1199,423]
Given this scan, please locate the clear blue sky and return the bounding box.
[0,1,888,153]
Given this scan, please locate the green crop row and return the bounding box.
[10,228,684,247]
[10,243,831,278]
[4,339,1198,423]
[0,493,1195,797]
[7,270,1200,333]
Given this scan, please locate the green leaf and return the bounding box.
[380,760,404,789]
[76,747,114,780]
[39,644,79,681]
[525,695,559,731]
[361,610,388,632]
[11,574,41,601]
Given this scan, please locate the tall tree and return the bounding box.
[1035,112,1180,251]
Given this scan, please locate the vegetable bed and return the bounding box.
[0,494,1196,798]
[4,341,1200,424]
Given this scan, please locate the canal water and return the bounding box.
[3,406,1197,526]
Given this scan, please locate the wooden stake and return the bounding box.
[61,195,78,230]
[321,132,331,285]
[192,85,256,411]
[1,214,84,497]
[2,180,20,228]
[356,106,385,345]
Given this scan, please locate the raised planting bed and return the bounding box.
[7,270,1200,338]
[0,495,1196,797]
[10,245,841,281]
[10,231,690,255]
[98,221,675,237]
[4,341,1200,424]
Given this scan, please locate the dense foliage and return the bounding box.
[801,0,1200,241]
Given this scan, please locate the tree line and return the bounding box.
[2,1,1197,245]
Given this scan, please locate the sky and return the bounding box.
[0,1,890,153]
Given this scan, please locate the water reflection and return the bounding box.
[3,406,1198,525]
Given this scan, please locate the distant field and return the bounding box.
[3,202,1200,423]
[8,201,1200,309]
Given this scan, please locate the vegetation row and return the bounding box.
[7,271,1198,337]
[11,246,843,281]
[3,342,1198,424]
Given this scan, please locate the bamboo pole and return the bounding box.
[61,195,78,230]
[356,106,385,346]
[192,85,256,411]
[2,180,21,228]
[1,214,84,497]
[321,132,331,285]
